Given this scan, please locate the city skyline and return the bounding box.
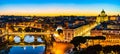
[0,0,120,16]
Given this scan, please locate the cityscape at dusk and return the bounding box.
[0,0,120,54]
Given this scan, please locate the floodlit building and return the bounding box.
[90,21,120,46]
[96,10,108,23]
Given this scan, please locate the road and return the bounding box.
[74,22,100,36]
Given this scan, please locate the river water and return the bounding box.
[0,46,45,54]
[0,35,46,54]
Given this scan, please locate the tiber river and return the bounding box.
[0,35,45,54]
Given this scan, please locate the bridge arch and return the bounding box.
[37,37,44,42]
[24,35,35,43]
[7,35,46,44]
[14,36,21,43]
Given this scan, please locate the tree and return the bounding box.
[84,36,106,45]
[81,45,102,54]
[84,36,106,40]
[112,45,120,54]
[70,36,106,51]
[70,36,86,51]
[103,46,112,53]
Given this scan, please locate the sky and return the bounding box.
[0,0,120,16]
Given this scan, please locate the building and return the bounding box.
[90,21,120,46]
[109,16,118,21]
[63,29,74,42]
[96,10,108,23]
[107,24,120,29]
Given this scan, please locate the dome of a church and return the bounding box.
[101,9,105,13]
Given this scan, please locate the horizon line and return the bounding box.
[0,14,119,17]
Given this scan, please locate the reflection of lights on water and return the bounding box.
[9,46,45,54]
[33,46,35,49]
[24,47,26,50]
[43,46,45,49]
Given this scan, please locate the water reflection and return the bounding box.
[0,46,45,54]
[6,35,45,54]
